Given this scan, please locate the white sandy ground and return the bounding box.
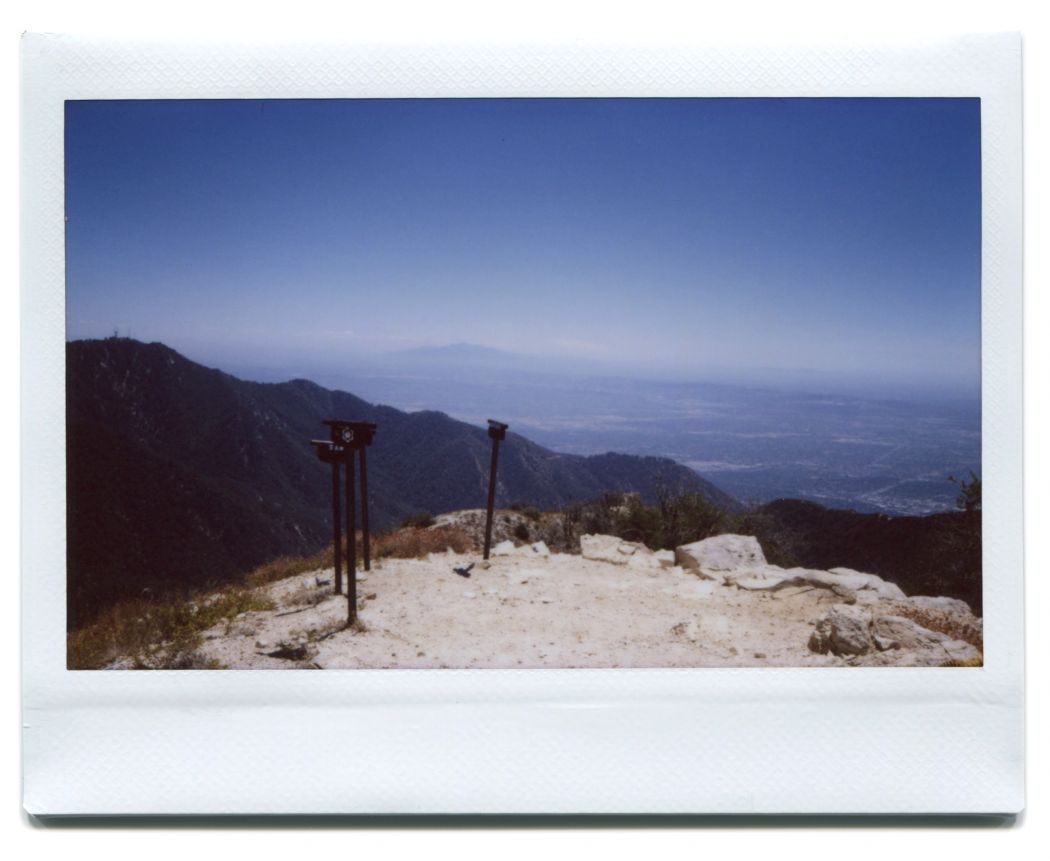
[185,544,976,670]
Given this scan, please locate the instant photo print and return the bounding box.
[21,32,1023,816]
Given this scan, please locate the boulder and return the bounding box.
[529,541,551,557]
[870,615,933,651]
[809,606,982,666]
[580,534,651,565]
[722,564,789,590]
[491,540,516,557]
[675,534,767,579]
[808,604,874,656]
[627,552,663,571]
[828,568,907,601]
[724,563,905,604]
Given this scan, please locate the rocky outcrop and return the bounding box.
[668,535,907,602]
[675,534,766,579]
[581,534,659,568]
[808,603,981,666]
[808,604,874,656]
[575,531,983,667]
[722,564,907,603]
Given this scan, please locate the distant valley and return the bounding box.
[218,343,981,516]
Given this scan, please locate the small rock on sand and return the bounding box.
[491,540,516,557]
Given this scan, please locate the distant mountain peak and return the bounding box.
[389,342,520,361]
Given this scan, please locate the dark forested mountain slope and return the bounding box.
[751,498,982,613]
[66,338,731,627]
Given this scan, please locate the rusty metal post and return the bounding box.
[346,447,357,624]
[320,420,375,624]
[483,420,509,560]
[331,460,343,595]
[359,445,371,571]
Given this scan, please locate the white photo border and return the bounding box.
[21,33,1023,815]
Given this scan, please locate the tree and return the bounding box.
[949,471,981,514]
[940,471,982,613]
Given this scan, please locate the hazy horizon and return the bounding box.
[65,97,981,396]
[65,333,981,404]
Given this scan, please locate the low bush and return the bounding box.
[400,512,436,529]
[245,550,330,588]
[373,525,475,559]
[560,489,727,552]
[509,503,542,522]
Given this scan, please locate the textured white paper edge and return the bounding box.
[20,33,1023,816]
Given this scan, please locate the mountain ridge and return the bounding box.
[66,337,733,627]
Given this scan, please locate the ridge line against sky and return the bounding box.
[64,97,981,394]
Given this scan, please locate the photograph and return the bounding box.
[64,96,984,671]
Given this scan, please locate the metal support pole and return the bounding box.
[359,445,371,571]
[331,461,343,595]
[346,448,357,624]
[483,435,502,560]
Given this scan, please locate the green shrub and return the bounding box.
[401,512,436,529]
[509,503,542,521]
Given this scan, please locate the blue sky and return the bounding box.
[65,98,981,392]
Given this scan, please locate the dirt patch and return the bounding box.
[193,547,856,669]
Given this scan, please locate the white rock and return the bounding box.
[723,564,789,590]
[530,541,551,557]
[675,534,767,577]
[580,534,650,565]
[627,552,663,571]
[463,592,477,599]
[491,540,516,557]
[808,604,873,656]
[655,549,676,568]
[725,564,906,603]
[829,567,907,601]
[580,534,622,562]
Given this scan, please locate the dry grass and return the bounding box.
[245,525,474,586]
[245,550,330,588]
[68,524,472,669]
[891,604,984,651]
[940,656,984,668]
[68,585,273,670]
[373,525,475,559]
